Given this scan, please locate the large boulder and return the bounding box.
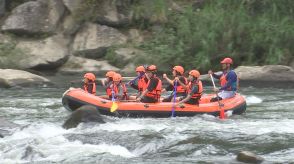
[63,105,105,129]
[236,151,264,164]
[58,56,119,75]
[0,69,50,88]
[94,0,131,27]
[61,14,82,36]
[62,0,82,14]
[16,34,70,70]
[235,65,294,82]
[106,47,144,69]
[2,0,65,35]
[73,23,127,59]
[128,29,144,43]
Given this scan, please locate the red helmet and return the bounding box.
[105,71,116,78]
[136,66,145,72]
[173,66,184,75]
[146,65,157,72]
[113,73,122,82]
[220,57,233,64]
[189,70,200,78]
[84,73,96,81]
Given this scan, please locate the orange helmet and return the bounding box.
[189,70,200,78]
[113,73,122,82]
[220,57,233,64]
[173,66,184,75]
[84,73,96,81]
[136,66,145,72]
[105,71,116,78]
[146,65,157,72]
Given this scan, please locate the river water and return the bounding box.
[0,75,294,163]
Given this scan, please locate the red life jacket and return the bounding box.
[145,77,162,101]
[174,76,188,93]
[107,83,128,99]
[138,76,148,92]
[84,82,96,95]
[187,80,203,99]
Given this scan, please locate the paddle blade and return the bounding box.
[219,109,226,119]
[110,102,118,112]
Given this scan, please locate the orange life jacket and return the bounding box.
[145,77,162,101]
[106,81,113,96]
[187,80,203,99]
[220,72,227,87]
[138,76,148,92]
[107,83,128,99]
[174,76,188,93]
[220,71,239,91]
[83,82,96,95]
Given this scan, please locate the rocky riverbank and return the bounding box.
[0,0,293,88]
[1,65,294,88]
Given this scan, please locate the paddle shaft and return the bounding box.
[126,73,144,86]
[209,74,225,119]
[171,81,177,117]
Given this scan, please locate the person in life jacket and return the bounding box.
[102,71,116,97]
[129,65,149,96]
[136,65,162,103]
[83,73,96,95]
[108,73,128,100]
[208,57,238,101]
[176,70,203,105]
[162,65,188,102]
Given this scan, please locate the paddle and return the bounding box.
[110,82,118,112]
[171,81,178,117]
[126,73,144,86]
[209,74,225,119]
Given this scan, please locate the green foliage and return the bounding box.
[135,0,294,72]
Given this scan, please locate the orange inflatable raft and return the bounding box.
[62,88,246,118]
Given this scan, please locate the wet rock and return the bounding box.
[16,34,70,70]
[2,0,65,35]
[73,23,127,59]
[0,69,50,88]
[58,56,119,74]
[0,133,3,138]
[237,151,264,164]
[63,105,105,129]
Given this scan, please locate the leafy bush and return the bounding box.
[134,0,294,72]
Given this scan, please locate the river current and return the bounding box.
[0,75,294,163]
